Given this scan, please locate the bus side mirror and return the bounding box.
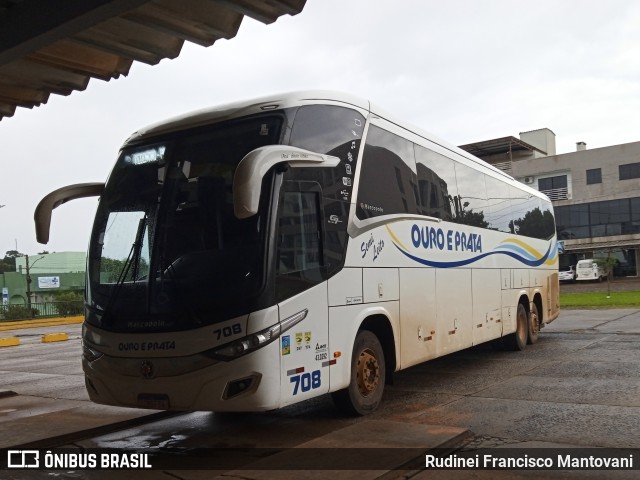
[34,183,105,244]
[233,145,339,219]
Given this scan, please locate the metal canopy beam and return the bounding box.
[459,136,546,157]
[0,0,307,121]
[0,0,149,65]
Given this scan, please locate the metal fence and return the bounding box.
[0,301,84,321]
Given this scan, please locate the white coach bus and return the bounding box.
[35,92,560,415]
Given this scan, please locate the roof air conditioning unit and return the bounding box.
[524,176,534,184]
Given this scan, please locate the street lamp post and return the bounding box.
[25,255,45,318]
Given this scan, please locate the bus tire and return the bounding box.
[331,330,385,416]
[527,302,540,345]
[504,303,527,351]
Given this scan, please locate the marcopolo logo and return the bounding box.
[7,450,40,468]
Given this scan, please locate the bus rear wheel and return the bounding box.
[332,330,385,416]
[527,302,540,345]
[504,303,528,351]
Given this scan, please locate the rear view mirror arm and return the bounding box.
[233,145,340,219]
[34,183,105,244]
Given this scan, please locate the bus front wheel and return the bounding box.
[332,330,385,416]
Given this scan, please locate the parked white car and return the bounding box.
[576,259,608,282]
[559,265,576,282]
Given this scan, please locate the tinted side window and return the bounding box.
[289,105,365,203]
[287,105,366,277]
[414,145,457,221]
[586,168,602,184]
[356,125,418,219]
[632,198,640,222]
[275,185,324,301]
[591,198,630,236]
[539,199,556,240]
[454,163,489,228]
[555,204,590,239]
[538,175,567,190]
[484,176,512,233]
[619,162,640,180]
[630,198,640,234]
[509,186,547,238]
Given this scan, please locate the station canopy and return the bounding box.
[459,136,546,158]
[0,0,306,121]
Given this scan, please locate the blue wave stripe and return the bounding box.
[496,244,538,260]
[392,242,552,268]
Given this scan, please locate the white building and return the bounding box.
[15,251,86,274]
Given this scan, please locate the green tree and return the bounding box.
[458,209,489,228]
[597,252,619,299]
[52,291,84,317]
[510,208,555,239]
[0,250,24,273]
[100,256,149,282]
[3,305,39,321]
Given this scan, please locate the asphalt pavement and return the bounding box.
[1,308,639,479]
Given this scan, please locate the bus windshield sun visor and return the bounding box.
[34,183,105,244]
[233,145,340,219]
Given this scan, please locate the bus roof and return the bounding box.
[123,90,549,203]
[123,90,370,145]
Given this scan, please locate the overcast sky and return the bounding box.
[1,0,639,257]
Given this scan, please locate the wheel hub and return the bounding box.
[531,311,539,335]
[356,348,379,396]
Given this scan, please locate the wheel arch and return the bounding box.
[359,314,397,384]
[518,293,530,315]
[503,293,530,351]
[532,291,544,325]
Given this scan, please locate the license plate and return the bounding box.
[137,393,170,410]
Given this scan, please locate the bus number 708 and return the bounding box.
[290,370,321,395]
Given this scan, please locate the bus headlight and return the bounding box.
[83,343,104,363]
[209,309,308,361]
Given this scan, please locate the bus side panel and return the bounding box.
[362,268,399,303]
[328,268,363,306]
[471,269,502,346]
[513,269,530,289]
[532,269,559,325]
[278,283,329,407]
[546,271,560,322]
[399,267,437,370]
[501,288,529,336]
[530,268,544,288]
[501,269,511,289]
[328,303,400,392]
[436,269,472,356]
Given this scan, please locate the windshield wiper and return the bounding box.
[101,215,147,323]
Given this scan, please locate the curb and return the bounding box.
[0,337,20,347]
[11,411,181,449]
[42,333,69,343]
[0,316,83,332]
[1,333,74,347]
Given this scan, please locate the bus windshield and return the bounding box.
[86,115,283,332]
